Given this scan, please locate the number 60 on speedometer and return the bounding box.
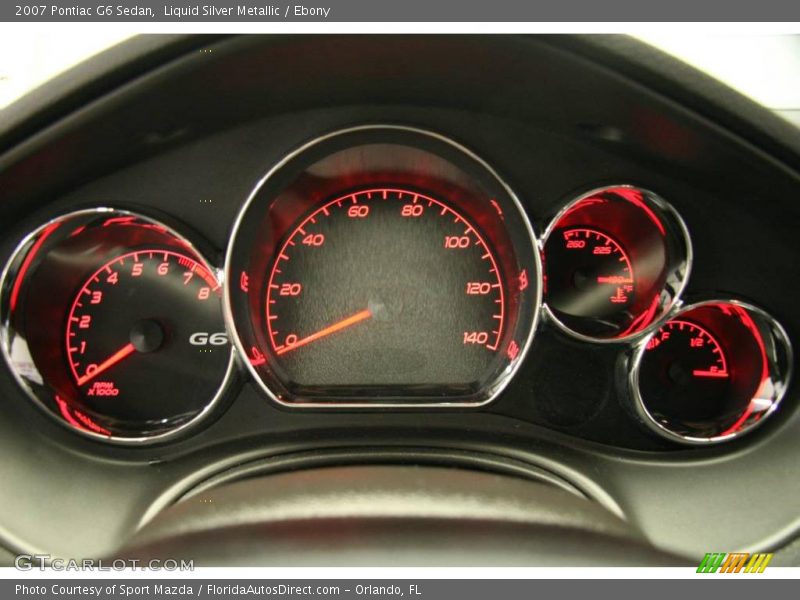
[224,126,542,407]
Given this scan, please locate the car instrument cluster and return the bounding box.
[0,126,793,446]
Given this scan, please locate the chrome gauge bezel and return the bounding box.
[540,184,693,345]
[0,208,239,446]
[626,299,793,446]
[223,124,543,409]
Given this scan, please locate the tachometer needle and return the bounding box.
[77,342,136,386]
[277,309,372,356]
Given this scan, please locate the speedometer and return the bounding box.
[225,126,541,407]
[266,187,506,389]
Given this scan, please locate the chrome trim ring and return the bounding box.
[223,124,543,409]
[540,184,692,345]
[627,299,793,445]
[0,208,238,445]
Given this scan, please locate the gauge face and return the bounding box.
[545,227,635,320]
[632,301,792,443]
[266,187,504,390]
[65,249,228,425]
[226,126,541,406]
[0,211,235,442]
[639,320,731,424]
[542,186,691,341]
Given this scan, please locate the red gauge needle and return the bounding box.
[596,276,633,284]
[277,309,372,356]
[77,342,136,386]
[692,369,730,379]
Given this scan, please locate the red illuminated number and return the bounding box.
[463,331,489,345]
[90,291,103,304]
[279,283,302,296]
[444,236,470,249]
[466,282,492,295]
[78,341,86,354]
[106,271,118,284]
[78,315,91,329]
[593,246,612,255]
[131,263,143,277]
[690,337,704,347]
[302,233,325,246]
[183,271,194,285]
[198,287,210,300]
[507,340,520,361]
[347,205,370,218]
[401,204,424,217]
[157,262,169,276]
[285,334,298,346]
[566,240,585,249]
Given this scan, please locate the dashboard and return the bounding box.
[0,34,799,565]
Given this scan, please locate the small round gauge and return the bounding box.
[542,185,691,341]
[638,320,730,426]
[226,125,541,407]
[630,301,792,444]
[544,227,635,320]
[0,210,235,443]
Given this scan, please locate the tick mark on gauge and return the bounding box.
[260,185,516,398]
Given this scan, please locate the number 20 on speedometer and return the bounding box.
[225,126,541,407]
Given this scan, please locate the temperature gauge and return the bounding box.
[545,227,635,320]
[542,185,691,341]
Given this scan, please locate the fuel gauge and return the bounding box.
[630,300,792,444]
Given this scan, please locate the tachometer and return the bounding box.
[225,126,541,407]
[0,210,236,443]
[65,249,224,423]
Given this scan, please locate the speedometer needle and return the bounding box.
[277,309,372,356]
[77,342,136,386]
